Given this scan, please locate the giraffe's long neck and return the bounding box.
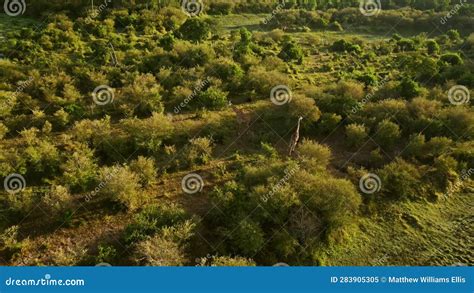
[289,118,303,156]
[295,119,302,141]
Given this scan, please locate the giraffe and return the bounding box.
[108,42,119,66]
[229,102,251,136]
[289,116,303,156]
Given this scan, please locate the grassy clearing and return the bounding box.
[326,187,473,266]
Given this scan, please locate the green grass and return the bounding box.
[325,187,473,266]
[0,15,38,48]
[0,15,37,31]
[213,13,268,31]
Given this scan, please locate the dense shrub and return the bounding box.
[61,144,98,192]
[426,40,440,55]
[374,119,401,148]
[119,74,164,116]
[208,1,235,15]
[398,78,422,100]
[41,185,74,217]
[129,156,157,187]
[133,220,195,266]
[120,113,174,155]
[317,113,342,134]
[227,219,265,256]
[134,233,186,266]
[292,171,361,240]
[196,87,229,110]
[182,137,214,167]
[197,256,256,266]
[297,139,331,172]
[379,159,423,201]
[331,39,361,53]
[125,203,188,244]
[345,124,368,149]
[178,18,211,43]
[440,53,463,66]
[278,39,304,63]
[98,166,143,210]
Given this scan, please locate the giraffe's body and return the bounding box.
[289,117,303,156]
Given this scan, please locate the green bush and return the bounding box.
[440,53,463,66]
[405,133,426,159]
[198,255,256,266]
[379,159,423,201]
[178,18,211,43]
[41,185,74,217]
[398,78,422,100]
[96,244,118,264]
[345,124,368,149]
[425,137,453,158]
[374,119,401,148]
[317,113,342,134]
[426,40,440,55]
[119,74,163,116]
[331,39,361,53]
[124,203,188,244]
[183,137,214,167]
[133,220,196,266]
[278,40,304,63]
[430,155,458,192]
[98,166,143,210]
[61,144,98,192]
[129,156,157,187]
[121,112,174,155]
[292,171,361,241]
[297,139,331,172]
[397,38,416,51]
[197,87,228,110]
[228,219,265,256]
[208,1,235,15]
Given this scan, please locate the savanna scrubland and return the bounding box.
[0,0,473,266]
